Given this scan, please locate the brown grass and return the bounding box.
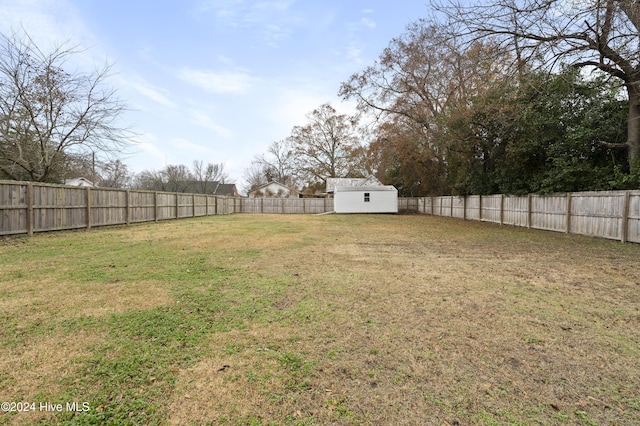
[164,214,640,425]
[1,213,639,425]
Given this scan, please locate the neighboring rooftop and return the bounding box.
[326,176,382,193]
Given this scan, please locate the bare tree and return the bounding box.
[288,103,363,186]
[0,30,132,182]
[192,160,228,193]
[434,0,640,168]
[339,21,511,131]
[242,162,269,194]
[251,139,297,186]
[99,159,132,188]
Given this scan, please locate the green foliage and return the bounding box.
[444,68,631,195]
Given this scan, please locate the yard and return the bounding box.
[0,214,639,425]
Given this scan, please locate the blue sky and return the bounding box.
[0,0,429,188]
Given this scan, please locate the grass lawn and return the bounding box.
[1,213,639,425]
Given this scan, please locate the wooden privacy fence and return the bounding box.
[239,197,333,214]
[1,180,639,244]
[409,191,640,244]
[0,180,239,236]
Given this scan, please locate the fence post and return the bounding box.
[175,193,179,219]
[125,190,130,225]
[431,196,434,215]
[192,194,196,217]
[500,194,504,225]
[621,191,630,243]
[527,194,532,229]
[479,195,483,221]
[27,182,34,236]
[154,192,158,222]
[463,195,467,221]
[450,196,454,217]
[86,187,92,230]
[565,193,572,234]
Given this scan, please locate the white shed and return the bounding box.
[334,185,398,214]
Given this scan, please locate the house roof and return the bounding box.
[63,177,97,187]
[335,185,397,192]
[177,180,238,195]
[212,183,238,196]
[326,176,382,192]
[249,180,298,193]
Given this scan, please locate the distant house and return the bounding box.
[63,177,98,187]
[329,175,398,213]
[180,180,239,196]
[211,182,240,197]
[247,181,299,198]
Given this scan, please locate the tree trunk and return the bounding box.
[628,86,640,169]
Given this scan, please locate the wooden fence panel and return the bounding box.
[177,194,193,218]
[441,197,453,217]
[283,198,303,213]
[433,197,444,216]
[503,196,528,227]
[627,193,640,243]
[398,198,419,212]
[129,191,156,222]
[452,197,465,219]
[33,185,87,232]
[193,195,208,217]
[261,198,281,214]
[91,188,127,226]
[240,198,260,213]
[0,182,27,235]
[570,192,623,240]
[530,194,566,232]
[481,195,502,223]
[465,196,480,221]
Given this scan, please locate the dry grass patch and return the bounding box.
[0,330,103,426]
[1,278,171,323]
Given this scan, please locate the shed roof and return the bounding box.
[334,185,397,192]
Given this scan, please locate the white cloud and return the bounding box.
[187,110,233,139]
[170,138,221,156]
[179,68,254,94]
[128,79,176,108]
[127,133,167,171]
[0,0,103,67]
[360,17,376,29]
[196,0,302,47]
